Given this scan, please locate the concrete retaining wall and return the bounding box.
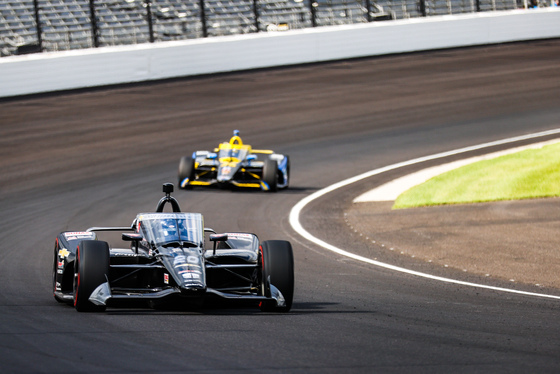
[1,8,559,98]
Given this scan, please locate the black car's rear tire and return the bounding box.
[178,156,195,189]
[260,240,294,312]
[263,158,278,192]
[73,240,109,312]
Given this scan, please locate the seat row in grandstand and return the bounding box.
[1,0,308,55]
[1,0,523,56]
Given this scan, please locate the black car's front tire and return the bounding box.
[73,240,109,312]
[260,240,294,312]
[178,156,195,189]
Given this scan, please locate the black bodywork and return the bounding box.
[53,184,294,312]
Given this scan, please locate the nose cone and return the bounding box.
[176,264,205,290]
[169,252,206,292]
[217,165,234,182]
[180,283,206,295]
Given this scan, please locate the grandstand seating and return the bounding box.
[0,0,524,57]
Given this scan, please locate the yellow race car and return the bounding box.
[178,130,289,192]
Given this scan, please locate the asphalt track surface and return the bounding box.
[1,39,560,373]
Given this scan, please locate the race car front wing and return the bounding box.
[88,279,287,308]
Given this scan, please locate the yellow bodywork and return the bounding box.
[185,134,275,190]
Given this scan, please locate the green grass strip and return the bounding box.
[393,142,560,209]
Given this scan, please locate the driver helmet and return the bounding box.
[161,219,177,237]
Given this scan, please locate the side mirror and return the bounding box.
[122,233,143,254]
[122,233,143,241]
[247,154,257,161]
[210,233,228,242]
[209,233,228,256]
[207,152,218,159]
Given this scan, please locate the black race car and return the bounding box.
[178,130,289,191]
[52,184,294,312]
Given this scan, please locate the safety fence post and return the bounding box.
[253,0,261,32]
[365,0,373,21]
[309,0,317,27]
[89,0,99,48]
[32,0,43,51]
[144,0,155,43]
[199,0,208,37]
[419,0,427,16]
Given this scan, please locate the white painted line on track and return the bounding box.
[289,129,560,300]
